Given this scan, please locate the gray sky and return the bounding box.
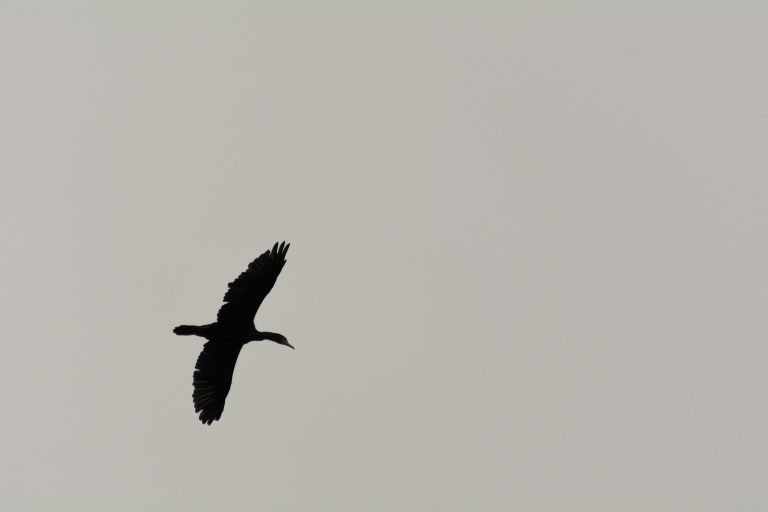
[2,3,767,511]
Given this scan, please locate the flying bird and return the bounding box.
[174,241,293,424]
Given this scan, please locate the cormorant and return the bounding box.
[173,241,293,424]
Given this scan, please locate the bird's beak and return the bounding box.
[284,340,295,350]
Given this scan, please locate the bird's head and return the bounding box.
[261,331,294,349]
[274,334,294,350]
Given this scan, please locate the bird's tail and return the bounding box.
[173,324,206,336]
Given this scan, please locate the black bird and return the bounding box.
[174,241,293,424]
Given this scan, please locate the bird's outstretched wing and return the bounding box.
[217,241,289,323]
[193,340,243,425]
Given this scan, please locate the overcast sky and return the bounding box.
[2,3,767,511]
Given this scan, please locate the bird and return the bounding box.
[173,241,293,425]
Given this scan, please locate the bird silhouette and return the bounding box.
[174,241,293,424]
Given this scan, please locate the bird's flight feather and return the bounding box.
[193,341,242,424]
[216,241,289,323]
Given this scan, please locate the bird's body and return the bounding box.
[176,322,280,342]
[174,242,293,425]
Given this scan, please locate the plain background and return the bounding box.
[2,3,767,511]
